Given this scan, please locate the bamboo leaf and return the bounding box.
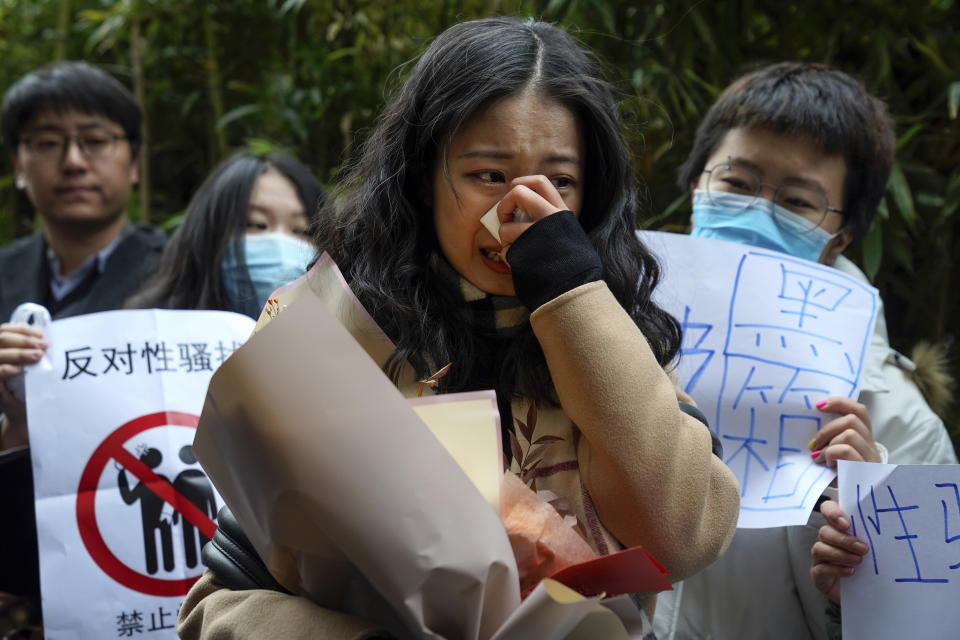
[586,0,616,34]
[887,164,917,229]
[890,236,914,274]
[279,0,308,15]
[935,175,960,225]
[916,192,944,209]
[911,38,950,75]
[327,47,356,62]
[180,90,201,117]
[245,138,287,155]
[862,218,883,281]
[216,104,260,130]
[77,9,109,21]
[543,0,573,20]
[689,9,717,54]
[895,123,925,150]
[949,81,960,120]
[159,211,185,232]
[643,192,690,229]
[876,198,890,221]
[683,69,721,98]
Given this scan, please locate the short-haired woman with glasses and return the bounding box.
[655,62,957,640]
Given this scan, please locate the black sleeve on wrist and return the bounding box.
[678,401,724,458]
[508,210,603,310]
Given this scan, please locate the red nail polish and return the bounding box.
[811,450,821,460]
[815,400,827,409]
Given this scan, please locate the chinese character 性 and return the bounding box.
[140,341,176,374]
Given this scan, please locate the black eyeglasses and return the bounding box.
[20,131,127,162]
[703,160,842,233]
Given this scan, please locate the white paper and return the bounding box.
[480,203,530,245]
[490,579,606,640]
[25,309,254,640]
[481,203,502,243]
[838,460,960,640]
[643,231,878,527]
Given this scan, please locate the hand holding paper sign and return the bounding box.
[642,230,879,527]
[833,461,960,640]
[810,499,864,603]
[809,397,882,469]
[0,303,52,450]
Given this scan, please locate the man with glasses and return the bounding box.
[653,63,957,639]
[0,61,164,634]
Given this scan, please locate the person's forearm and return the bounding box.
[531,282,740,579]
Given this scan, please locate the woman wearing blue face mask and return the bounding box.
[689,142,846,264]
[126,152,324,318]
[688,125,850,265]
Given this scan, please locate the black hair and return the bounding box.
[179,445,197,465]
[139,447,162,469]
[678,62,895,242]
[126,152,325,315]
[2,61,142,149]
[317,17,681,404]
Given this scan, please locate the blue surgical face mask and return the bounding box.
[221,232,314,317]
[690,189,840,263]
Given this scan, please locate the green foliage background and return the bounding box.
[0,0,957,441]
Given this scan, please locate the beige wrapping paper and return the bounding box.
[194,287,520,639]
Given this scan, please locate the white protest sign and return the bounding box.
[838,460,960,640]
[643,231,878,527]
[25,309,254,640]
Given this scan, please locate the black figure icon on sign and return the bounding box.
[117,446,175,575]
[172,445,217,568]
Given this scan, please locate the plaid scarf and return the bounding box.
[429,253,530,338]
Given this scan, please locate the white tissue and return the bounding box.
[6,302,52,403]
[480,203,502,243]
[480,203,531,245]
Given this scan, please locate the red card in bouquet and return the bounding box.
[545,545,671,599]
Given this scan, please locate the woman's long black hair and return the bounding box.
[317,17,680,403]
[127,152,325,314]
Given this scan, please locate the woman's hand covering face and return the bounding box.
[496,175,572,264]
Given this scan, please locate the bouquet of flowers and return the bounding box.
[193,255,670,639]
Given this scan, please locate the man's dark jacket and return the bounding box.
[0,224,166,322]
[0,224,165,611]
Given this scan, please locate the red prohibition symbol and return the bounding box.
[76,411,216,596]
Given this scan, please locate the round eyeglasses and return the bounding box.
[20,131,127,162]
[702,160,842,233]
